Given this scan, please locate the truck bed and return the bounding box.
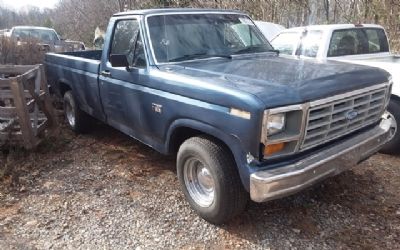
[351,55,400,64]
[45,50,104,121]
[45,50,102,74]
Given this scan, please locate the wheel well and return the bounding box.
[59,81,71,97]
[168,127,234,159]
[391,94,400,104]
[169,127,202,154]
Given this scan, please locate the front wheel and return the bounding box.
[380,98,400,155]
[177,136,248,224]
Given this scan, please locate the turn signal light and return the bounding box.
[264,143,285,156]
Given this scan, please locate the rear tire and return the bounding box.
[177,136,248,224]
[63,90,91,133]
[380,98,400,155]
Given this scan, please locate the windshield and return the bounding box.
[147,13,272,63]
[12,28,59,42]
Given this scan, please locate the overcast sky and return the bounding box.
[0,0,59,10]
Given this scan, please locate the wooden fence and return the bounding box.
[0,64,58,149]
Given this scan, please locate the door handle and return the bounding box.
[101,70,111,77]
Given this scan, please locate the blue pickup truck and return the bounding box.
[45,9,394,224]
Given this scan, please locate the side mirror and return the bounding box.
[110,54,129,68]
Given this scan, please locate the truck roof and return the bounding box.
[113,8,244,16]
[12,26,56,31]
[282,24,384,33]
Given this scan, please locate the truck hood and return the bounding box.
[161,55,390,108]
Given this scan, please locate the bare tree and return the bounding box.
[0,0,398,51]
[323,0,330,22]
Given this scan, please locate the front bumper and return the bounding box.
[250,116,393,202]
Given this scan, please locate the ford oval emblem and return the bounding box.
[345,110,359,121]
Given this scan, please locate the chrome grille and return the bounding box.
[301,87,388,150]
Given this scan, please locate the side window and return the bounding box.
[365,29,389,53]
[376,29,389,52]
[365,29,380,52]
[110,19,146,67]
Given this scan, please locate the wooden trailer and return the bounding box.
[0,64,57,149]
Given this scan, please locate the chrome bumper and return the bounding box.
[250,116,393,203]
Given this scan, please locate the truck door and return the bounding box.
[98,17,148,136]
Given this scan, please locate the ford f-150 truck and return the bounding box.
[271,24,399,154]
[45,9,393,224]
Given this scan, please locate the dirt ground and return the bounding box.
[0,123,399,249]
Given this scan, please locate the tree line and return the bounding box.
[0,0,399,51]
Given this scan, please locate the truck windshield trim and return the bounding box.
[144,12,272,64]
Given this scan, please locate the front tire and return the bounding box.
[380,98,400,155]
[177,136,248,224]
[63,91,91,133]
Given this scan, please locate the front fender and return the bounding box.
[165,118,253,190]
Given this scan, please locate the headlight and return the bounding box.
[267,113,285,136]
[261,105,307,158]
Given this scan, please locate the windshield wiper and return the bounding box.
[168,52,232,62]
[233,45,277,55]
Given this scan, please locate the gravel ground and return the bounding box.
[0,124,399,249]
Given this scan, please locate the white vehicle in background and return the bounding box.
[254,21,285,41]
[271,24,400,154]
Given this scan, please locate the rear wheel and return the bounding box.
[177,136,248,224]
[380,98,400,155]
[63,90,91,133]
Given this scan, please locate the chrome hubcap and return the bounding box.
[65,100,75,127]
[183,157,215,207]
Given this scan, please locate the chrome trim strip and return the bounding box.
[309,82,390,107]
[260,109,269,145]
[265,134,300,145]
[268,104,303,114]
[295,103,310,151]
